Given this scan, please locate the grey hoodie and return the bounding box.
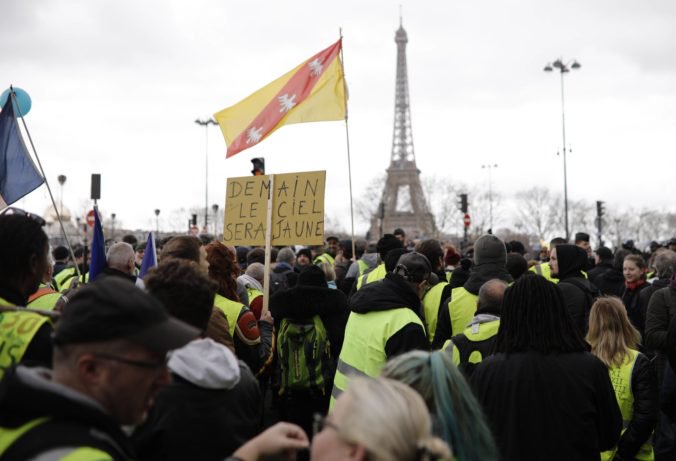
[168,338,240,390]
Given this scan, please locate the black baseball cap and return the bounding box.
[394,252,433,284]
[53,278,199,353]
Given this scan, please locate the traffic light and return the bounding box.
[458,193,468,213]
[596,201,605,218]
[191,214,197,226]
[251,157,265,176]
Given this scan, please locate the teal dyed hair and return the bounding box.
[381,350,498,461]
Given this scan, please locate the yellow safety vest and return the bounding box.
[27,284,61,311]
[57,271,89,292]
[357,259,369,277]
[53,267,77,291]
[530,263,587,283]
[447,287,478,337]
[213,294,246,337]
[530,262,558,283]
[0,298,51,380]
[601,349,654,461]
[0,417,113,460]
[445,271,453,283]
[447,318,501,366]
[331,307,424,407]
[356,263,387,290]
[421,282,448,343]
[314,253,335,267]
[246,286,263,306]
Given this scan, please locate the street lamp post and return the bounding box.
[212,203,219,235]
[481,164,498,231]
[111,213,116,241]
[194,118,218,232]
[57,175,67,217]
[544,58,581,241]
[154,209,160,236]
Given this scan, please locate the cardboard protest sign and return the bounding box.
[223,170,326,246]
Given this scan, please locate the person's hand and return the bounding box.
[233,422,309,461]
[259,309,273,325]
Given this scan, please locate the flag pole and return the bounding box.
[9,87,81,278]
[338,30,358,263]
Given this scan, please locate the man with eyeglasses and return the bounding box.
[0,277,199,460]
[0,211,54,379]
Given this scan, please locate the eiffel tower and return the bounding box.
[369,20,437,240]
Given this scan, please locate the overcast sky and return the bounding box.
[4,0,675,235]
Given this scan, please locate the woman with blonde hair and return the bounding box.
[381,350,497,461]
[587,296,658,461]
[230,376,452,461]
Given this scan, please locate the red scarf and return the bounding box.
[625,279,647,291]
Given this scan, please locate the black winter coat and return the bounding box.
[588,261,613,285]
[596,268,626,297]
[269,280,350,437]
[270,284,350,360]
[471,351,622,461]
[553,245,598,336]
[557,277,597,336]
[639,278,671,339]
[0,366,136,460]
[132,363,262,461]
[645,286,676,383]
[622,282,651,334]
[645,287,676,352]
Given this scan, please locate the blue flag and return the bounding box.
[0,93,44,207]
[88,208,106,282]
[139,232,157,278]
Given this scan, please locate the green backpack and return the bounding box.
[277,315,333,395]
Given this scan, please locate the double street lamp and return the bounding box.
[544,58,581,241]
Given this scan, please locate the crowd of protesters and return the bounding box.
[2,206,676,460]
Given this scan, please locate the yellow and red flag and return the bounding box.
[214,39,346,159]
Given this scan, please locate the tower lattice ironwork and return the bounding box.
[369,20,437,240]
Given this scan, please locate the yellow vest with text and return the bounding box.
[356,263,387,290]
[0,417,114,460]
[0,298,51,380]
[601,349,654,461]
[422,282,447,343]
[331,307,424,407]
[213,294,245,337]
[447,287,478,337]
